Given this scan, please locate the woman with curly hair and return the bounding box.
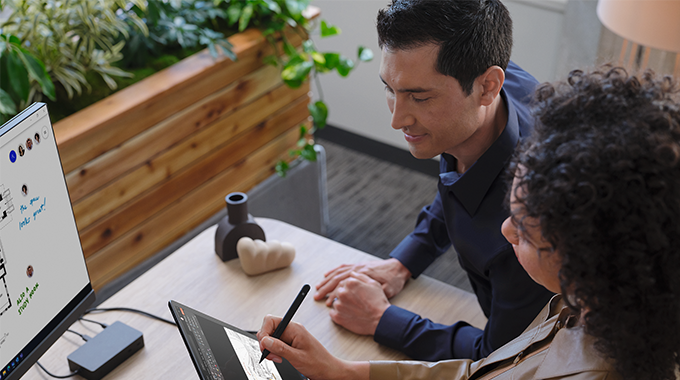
[256,66,680,380]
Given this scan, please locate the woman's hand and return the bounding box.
[257,315,369,380]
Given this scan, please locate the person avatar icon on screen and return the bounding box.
[34,132,40,144]
[18,144,25,157]
[26,138,33,150]
[21,184,28,196]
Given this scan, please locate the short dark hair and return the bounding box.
[376,0,513,95]
[511,66,680,380]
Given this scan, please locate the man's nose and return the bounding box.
[390,97,415,130]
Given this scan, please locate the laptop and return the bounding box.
[169,300,308,380]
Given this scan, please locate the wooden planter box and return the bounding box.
[53,25,313,290]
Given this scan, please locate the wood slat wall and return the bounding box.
[53,27,311,290]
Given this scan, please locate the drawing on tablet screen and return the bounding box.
[225,328,283,380]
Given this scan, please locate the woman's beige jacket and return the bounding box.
[370,295,621,380]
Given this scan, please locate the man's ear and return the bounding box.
[477,66,505,106]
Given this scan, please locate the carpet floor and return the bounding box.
[319,138,473,293]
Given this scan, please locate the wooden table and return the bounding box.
[25,218,486,379]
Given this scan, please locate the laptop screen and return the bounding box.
[0,103,92,379]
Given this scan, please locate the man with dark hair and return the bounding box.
[314,0,554,361]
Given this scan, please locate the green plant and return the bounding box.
[0,0,147,101]
[0,33,55,123]
[118,0,236,68]
[220,0,373,175]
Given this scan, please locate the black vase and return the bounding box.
[214,192,266,261]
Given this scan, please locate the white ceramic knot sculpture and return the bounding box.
[236,237,295,275]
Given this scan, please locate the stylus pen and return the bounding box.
[259,283,311,363]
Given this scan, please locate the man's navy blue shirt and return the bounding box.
[374,61,555,361]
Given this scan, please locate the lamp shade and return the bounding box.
[597,0,680,53]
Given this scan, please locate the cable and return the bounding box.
[79,317,108,329]
[84,307,176,326]
[36,361,79,378]
[65,329,91,342]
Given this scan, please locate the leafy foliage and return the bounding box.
[0,0,148,102]
[0,34,56,123]
[118,0,236,68]
[222,0,373,175]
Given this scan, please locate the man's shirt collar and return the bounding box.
[439,89,520,216]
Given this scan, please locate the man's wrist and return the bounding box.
[387,258,412,281]
[369,302,391,336]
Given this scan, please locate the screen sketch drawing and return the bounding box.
[225,328,283,380]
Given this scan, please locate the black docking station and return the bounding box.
[67,321,144,379]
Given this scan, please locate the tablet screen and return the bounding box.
[169,300,306,380]
[224,328,281,380]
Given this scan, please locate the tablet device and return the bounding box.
[169,300,307,380]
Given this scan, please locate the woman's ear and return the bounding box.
[478,66,505,106]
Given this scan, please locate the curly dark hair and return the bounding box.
[510,66,680,380]
[376,0,512,95]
